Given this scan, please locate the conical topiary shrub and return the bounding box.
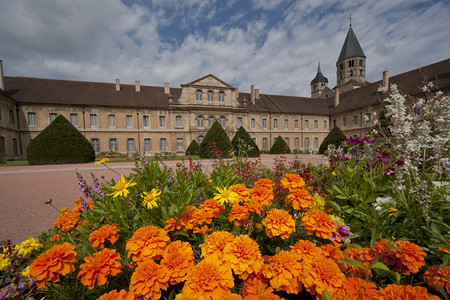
[199,121,233,158]
[318,125,347,154]
[26,115,95,164]
[231,126,260,157]
[185,139,200,156]
[269,135,291,154]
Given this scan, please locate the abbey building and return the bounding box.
[1,26,449,160]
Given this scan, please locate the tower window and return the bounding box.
[359,60,363,66]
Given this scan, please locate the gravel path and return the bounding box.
[0,154,326,244]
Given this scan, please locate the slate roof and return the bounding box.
[310,63,329,85]
[337,26,366,62]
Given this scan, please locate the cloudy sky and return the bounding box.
[0,0,449,97]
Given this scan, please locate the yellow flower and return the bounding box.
[107,175,136,198]
[15,237,42,256]
[213,186,239,205]
[22,266,30,278]
[142,188,162,209]
[0,255,9,271]
[330,215,345,226]
[388,207,398,216]
[312,193,325,210]
[94,158,110,166]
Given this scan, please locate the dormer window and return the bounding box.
[207,91,214,104]
[196,90,203,104]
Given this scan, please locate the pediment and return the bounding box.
[184,74,232,88]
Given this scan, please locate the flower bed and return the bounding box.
[1,83,449,299]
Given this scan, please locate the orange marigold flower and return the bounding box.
[178,206,199,231]
[243,280,283,300]
[49,234,60,242]
[73,198,83,204]
[52,207,81,232]
[254,178,274,192]
[285,188,314,211]
[164,217,178,232]
[193,225,212,235]
[96,289,134,300]
[343,247,373,278]
[89,224,119,248]
[223,235,264,280]
[231,184,252,202]
[244,198,265,215]
[78,248,121,290]
[290,239,323,262]
[439,247,450,254]
[262,209,296,239]
[332,277,379,300]
[200,231,235,260]
[320,244,345,262]
[161,240,195,285]
[250,185,274,207]
[301,210,336,239]
[300,255,345,296]
[261,251,302,294]
[379,240,426,275]
[280,174,305,192]
[129,259,170,299]
[126,225,169,263]
[423,264,450,295]
[29,242,77,288]
[200,198,225,218]
[228,203,250,227]
[377,284,440,300]
[179,256,234,299]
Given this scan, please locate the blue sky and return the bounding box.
[0,0,449,97]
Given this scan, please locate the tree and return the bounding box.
[199,121,233,158]
[318,126,347,154]
[269,136,291,154]
[185,140,200,155]
[231,126,260,157]
[26,115,95,164]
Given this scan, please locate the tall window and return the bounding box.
[262,118,267,129]
[160,138,167,152]
[49,113,57,123]
[284,137,289,146]
[343,117,347,127]
[273,119,278,129]
[305,137,310,149]
[12,138,18,155]
[176,116,182,128]
[333,119,336,128]
[305,120,309,130]
[91,138,100,153]
[196,90,203,104]
[263,138,268,150]
[323,120,327,130]
[314,120,318,130]
[90,114,98,128]
[127,138,135,152]
[365,113,371,123]
[251,118,256,129]
[143,115,150,128]
[208,117,214,128]
[237,117,243,128]
[218,92,225,105]
[159,116,166,128]
[144,138,151,152]
[219,117,226,128]
[198,136,204,144]
[353,115,359,126]
[208,91,214,104]
[9,110,14,124]
[284,119,288,129]
[70,113,78,127]
[28,112,37,126]
[108,114,116,128]
[314,137,319,149]
[126,115,133,128]
[0,136,5,155]
[197,116,204,128]
[109,138,118,151]
[294,120,299,129]
[177,138,183,152]
[294,137,299,149]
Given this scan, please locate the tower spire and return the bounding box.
[348,13,353,27]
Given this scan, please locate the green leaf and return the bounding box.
[321,290,332,300]
[337,258,367,270]
[371,261,391,272]
[441,255,450,269]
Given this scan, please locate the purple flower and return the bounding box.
[330,220,352,241]
[142,158,148,166]
[371,152,392,164]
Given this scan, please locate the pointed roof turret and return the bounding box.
[337,26,365,62]
[310,62,328,85]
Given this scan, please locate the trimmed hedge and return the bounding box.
[26,115,95,165]
[199,121,233,158]
[231,126,260,157]
[185,140,200,156]
[269,135,291,154]
[318,125,347,154]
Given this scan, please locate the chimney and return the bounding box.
[0,60,4,91]
[251,85,255,104]
[235,87,239,100]
[255,89,260,100]
[135,80,141,92]
[115,79,120,91]
[334,88,340,108]
[382,71,389,90]
[164,82,170,94]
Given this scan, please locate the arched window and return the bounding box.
[219,117,226,128]
[197,116,204,128]
[208,91,214,104]
[314,137,319,149]
[198,136,204,144]
[305,137,310,150]
[218,92,225,105]
[196,90,203,104]
[208,116,215,128]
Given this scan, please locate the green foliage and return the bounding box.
[318,126,347,154]
[231,126,260,157]
[185,139,200,156]
[26,115,95,165]
[269,135,291,154]
[0,154,5,164]
[199,121,233,158]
